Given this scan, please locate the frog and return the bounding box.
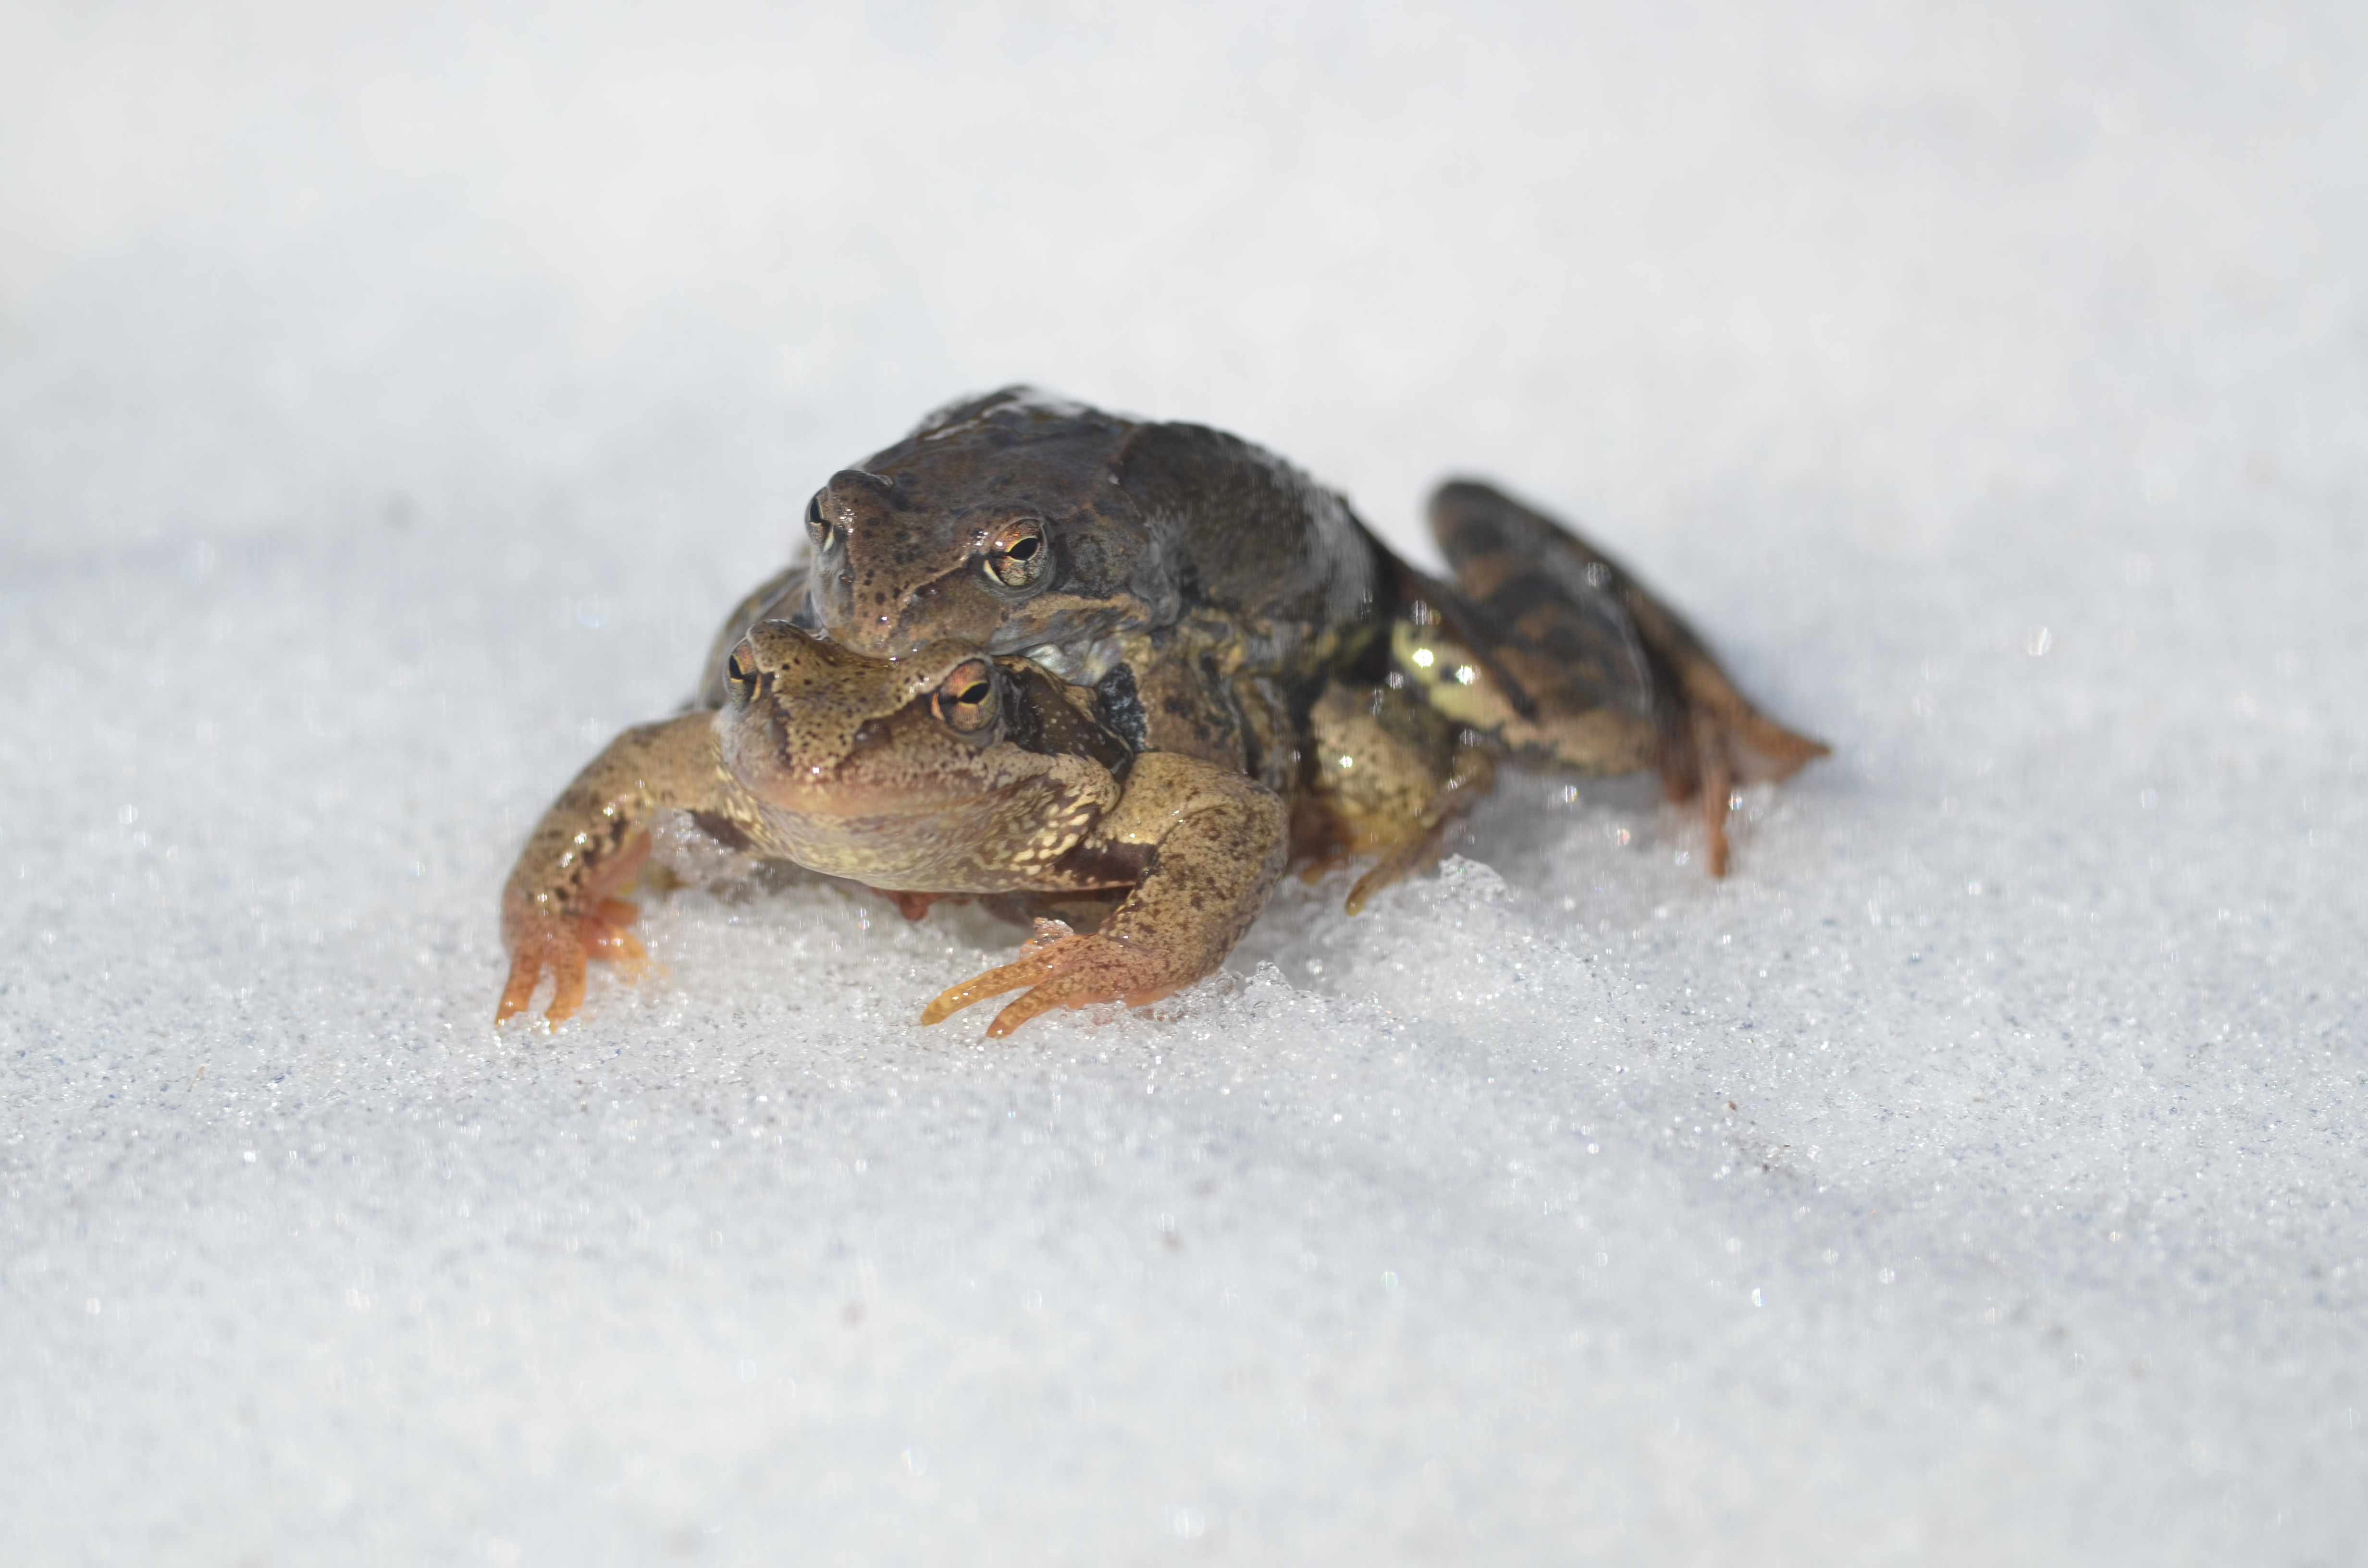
[495,618,1294,1035]
[495,389,1827,1034]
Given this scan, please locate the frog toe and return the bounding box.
[923,926,1188,1038]
[586,898,648,966]
[1664,704,1829,878]
[1344,819,1453,915]
[983,949,1184,1037]
[921,949,1057,1027]
[496,942,565,1026]
[495,915,587,1028]
[495,900,647,1029]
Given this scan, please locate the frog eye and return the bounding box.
[803,492,831,548]
[933,658,999,733]
[983,518,1047,588]
[725,642,760,708]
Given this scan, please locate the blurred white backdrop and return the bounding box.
[3,3,2363,1564]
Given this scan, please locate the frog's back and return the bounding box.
[803,388,1385,681]
[1105,414,1382,665]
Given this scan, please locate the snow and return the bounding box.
[4,2,2364,1562]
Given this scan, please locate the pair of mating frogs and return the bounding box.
[497,390,1827,1037]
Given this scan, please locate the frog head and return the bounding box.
[716,620,1129,892]
[800,388,1178,667]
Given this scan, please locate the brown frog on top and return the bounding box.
[496,389,1828,1034]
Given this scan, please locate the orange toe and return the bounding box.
[928,927,1187,1038]
[922,921,1080,1026]
[922,949,1062,1026]
[495,900,650,1029]
[495,944,550,1024]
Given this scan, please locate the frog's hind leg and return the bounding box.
[1426,480,1828,877]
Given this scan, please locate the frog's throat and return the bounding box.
[748,773,1025,821]
[749,787,1101,894]
[1020,634,1124,687]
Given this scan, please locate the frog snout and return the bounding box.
[814,469,896,549]
[725,621,829,710]
[728,620,905,718]
[806,468,893,548]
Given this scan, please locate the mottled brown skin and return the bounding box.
[497,620,1291,1037]
[782,387,1824,876]
[498,388,1827,1035]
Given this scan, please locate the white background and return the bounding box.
[2,2,2363,1562]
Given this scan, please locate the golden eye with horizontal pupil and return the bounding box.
[725,643,759,707]
[983,519,1047,588]
[933,659,998,732]
[803,492,830,548]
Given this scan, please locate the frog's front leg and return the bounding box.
[497,711,747,1027]
[1295,677,1499,913]
[920,753,1289,1038]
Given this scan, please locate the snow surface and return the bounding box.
[4,2,2365,1563]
